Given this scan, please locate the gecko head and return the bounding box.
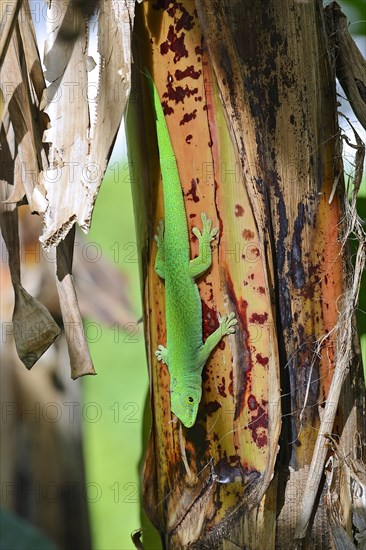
[170,384,202,429]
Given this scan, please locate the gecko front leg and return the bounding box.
[155,344,169,365]
[189,213,218,279]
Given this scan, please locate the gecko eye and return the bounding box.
[187,396,194,404]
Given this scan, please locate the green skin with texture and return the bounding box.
[151,78,237,428]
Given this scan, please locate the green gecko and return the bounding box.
[150,76,237,428]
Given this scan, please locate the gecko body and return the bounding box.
[151,77,237,428]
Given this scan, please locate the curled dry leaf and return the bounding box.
[40,0,136,249]
[0,182,60,369]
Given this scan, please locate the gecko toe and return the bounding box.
[210,228,218,240]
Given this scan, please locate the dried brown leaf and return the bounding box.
[0,1,21,67]
[56,228,96,379]
[0,182,60,369]
[40,0,135,249]
[40,0,90,247]
[0,0,47,210]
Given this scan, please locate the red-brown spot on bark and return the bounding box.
[186,178,199,203]
[202,300,219,341]
[189,213,196,218]
[242,229,254,240]
[160,41,169,55]
[251,247,260,257]
[164,77,198,105]
[161,100,174,116]
[249,312,268,324]
[256,433,268,447]
[176,11,194,31]
[206,400,221,415]
[195,45,203,55]
[207,286,214,302]
[234,204,244,217]
[256,353,269,367]
[217,377,226,398]
[160,25,188,63]
[185,134,193,144]
[249,406,268,448]
[202,369,209,383]
[175,66,201,80]
[180,109,197,125]
[248,394,258,411]
[258,286,265,294]
[228,370,234,396]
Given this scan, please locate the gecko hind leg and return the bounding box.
[189,213,218,279]
[155,344,169,365]
[154,220,165,279]
[197,312,237,368]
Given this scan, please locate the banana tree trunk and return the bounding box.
[126,1,365,548]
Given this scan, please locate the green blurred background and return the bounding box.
[82,160,161,550]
